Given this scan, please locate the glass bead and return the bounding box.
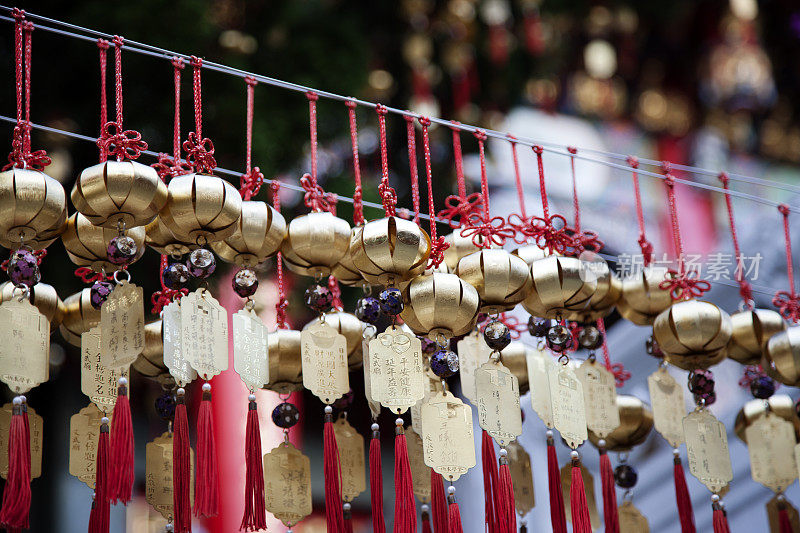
[304,283,333,313]
[162,262,190,290]
[688,370,714,396]
[107,235,138,266]
[155,392,176,421]
[546,324,571,353]
[272,402,300,429]
[378,287,403,316]
[90,281,114,310]
[355,297,381,324]
[430,349,459,378]
[232,268,258,298]
[527,316,552,338]
[750,375,776,399]
[614,464,637,489]
[186,248,216,279]
[577,325,603,350]
[483,321,511,351]
[7,249,40,287]
[645,336,664,358]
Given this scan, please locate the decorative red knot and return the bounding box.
[305,90,318,102]
[11,8,24,21]
[376,103,388,116]
[505,213,532,244]
[608,363,632,388]
[152,153,192,180]
[571,229,604,255]
[507,134,516,143]
[473,129,487,142]
[449,120,461,130]
[567,146,577,154]
[773,291,800,323]
[437,192,484,229]
[418,116,432,127]
[3,122,51,171]
[97,38,109,51]
[522,213,575,255]
[275,297,289,329]
[738,280,755,308]
[345,99,357,110]
[74,267,111,284]
[637,235,654,260]
[664,173,676,188]
[299,173,336,213]
[532,145,543,155]
[378,180,398,217]
[151,287,189,315]
[738,365,775,390]
[427,236,449,270]
[240,167,264,201]
[661,160,672,173]
[626,155,639,169]
[182,131,216,173]
[659,269,711,301]
[718,172,729,185]
[460,213,515,248]
[97,121,147,161]
[1,249,45,272]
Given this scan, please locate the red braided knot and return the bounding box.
[240,167,264,201]
[152,153,192,180]
[522,213,575,255]
[3,121,50,171]
[459,214,516,248]
[151,287,189,315]
[438,193,484,229]
[182,131,216,174]
[300,174,336,213]
[658,269,711,301]
[74,267,111,284]
[96,121,147,161]
[773,291,800,324]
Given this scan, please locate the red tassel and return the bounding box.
[109,378,134,505]
[324,407,345,533]
[344,502,354,533]
[422,505,433,533]
[0,398,31,530]
[546,432,567,533]
[497,449,516,533]
[673,452,697,533]
[393,421,417,533]
[173,389,192,533]
[194,384,218,518]
[88,418,110,533]
[779,499,793,533]
[599,446,619,533]
[431,470,449,533]
[712,497,730,533]
[481,431,499,533]
[569,453,592,533]
[241,396,266,531]
[447,487,464,533]
[369,423,386,533]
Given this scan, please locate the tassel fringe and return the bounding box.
[497,449,516,533]
[393,421,417,533]
[481,431,499,533]
[369,423,386,533]
[173,390,191,533]
[110,379,134,505]
[569,453,592,533]
[673,451,696,533]
[0,399,31,530]
[240,396,266,531]
[599,446,619,533]
[546,431,567,533]
[194,384,219,518]
[431,470,449,533]
[447,487,464,533]
[88,418,110,533]
[324,407,345,533]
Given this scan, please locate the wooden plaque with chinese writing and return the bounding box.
[362,335,381,418]
[145,432,194,520]
[181,289,228,379]
[69,403,112,488]
[560,461,600,530]
[81,326,129,412]
[406,426,431,503]
[263,443,312,526]
[369,326,424,414]
[163,301,196,386]
[647,366,686,448]
[99,282,144,369]
[576,359,619,438]
[0,403,42,479]
[548,363,587,448]
[333,416,366,502]
[684,409,733,493]
[746,412,797,493]
[420,390,476,481]
[618,501,650,533]
[506,440,534,515]
[233,308,269,391]
[475,361,522,446]
[301,321,349,404]
[0,299,49,393]
[526,348,554,428]
[457,331,491,404]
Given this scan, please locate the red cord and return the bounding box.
[307,91,319,185]
[152,58,191,181]
[272,181,289,328]
[533,146,549,219]
[437,121,483,228]
[112,36,123,127]
[475,130,491,221]
[596,319,630,387]
[718,173,754,306]
[567,147,580,232]
[451,122,466,200]
[375,104,397,216]
[626,156,653,265]
[191,56,203,138]
[404,115,421,222]
[180,56,216,173]
[773,204,800,323]
[418,116,449,268]
[239,77,263,201]
[346,100,365,225]
[508,135,527,220]
[97,39,109,160]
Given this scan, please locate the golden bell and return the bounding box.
[762,327,800,386]
[0,167,67,249]
[499,341,530,394]
[331,228,366,286]
[350,217,431,286]
[59,288,101,347]
[131,320,174,387]
[71,160,167,228]
[210,201,287,266]
[305,310,365,370]
[455,249,532,314]
[0,281,65,331]
[401,272,480,339]
[616,267,673,325]
[588,395,654,452]
[521,256,597,319]
[727,309,786,366]
[653,300,732,370]
[281,211,352,277]
[442,230,485,271]
[563,259,621,322]
[62,213,146,272]
[145,216,197,256]
[511,244,553,266]
[734,394,800,443]
[264,329,303,394]
[159,173,243,244]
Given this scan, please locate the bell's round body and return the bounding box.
[588,395,654,452]
[563,259,621,322]
[71,160,167,228]
[455,249,532,314]
[59,288,101,346]
[652,300,732,370]
[734,394,800,443]
[498,341,530,394]
[350,216,430,286]
[616,267,673,325]
[443,230,485,271]
[264,329,303,394]
[763,327,800,386]
[210,201,286,266]
[304,310,365,370]
[159,173,243,244]
[281,211,351,277]
[145,216,198,256]
[62,213,146,272]
[331,228,365,286]
[511,244,552,266]
[522,256,597,319]
[727,308,786,366]
[0,281,65,331]
[401,272,480,339]
[131,320,173,387]
[0,167,67,249]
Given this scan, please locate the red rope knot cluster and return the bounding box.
[299,173,337,213]
[74,267,111,284]
[4,121,50,171]
[773,290,800,323]
[626,155,654,264]
[275,297,289,329]
[737,365,775,390]
[460,213,515,248]
[182,132,216,174]
[571,229,604,256]
[151,287,189,315]
[438,193,484,229]
[658,268,711,301]
[608,363,632,388]
[240,167,264,201]
[152,153,192,180]
[375,104,398,217]
[96,121,147,161]
[427,236,449,270]
[524,213,575,255]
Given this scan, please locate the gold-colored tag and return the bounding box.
[263,442,312,526]
[232,307,269,391]
[746,411,797,493]
[647,366,685,447]
[361,334,382,419]
[0,299,49,393]
[301,321,349,404]
[506,440,535,515]
[181,289,229,379]
[560,461,600,530]
[767,496,800,533]
[576,359,620,438]
[420,390,476,481]
[145,432,194,520]
[69,403,112,488]
[548,362,587,448]
[163,300,196,386]
[333,416,366,502]
[81,326,129,412]
[369,326,425,414]
[0,403,43,479]
[683,409,733,493]
[475,360,522,446]
[411,375,442,437]
[526,347,554,428]
[618,501,650,532]
[99,282,144,369]
[406,426,431,504]
[457,331,491,404]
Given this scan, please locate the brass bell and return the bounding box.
[0,281,65,331]
[159,173,243,244]
[401,272,480,339]
[62,213,146,272]
[145,216,197,256]
[210,201,287,266]
[331,228,366,287]
[652,300,732,370]
[350,216,431,286]
[588,395,654,452]
[455,249,532,314]
[727,309,786,366]
[59,288,101,347]
[616,267,673,326]
[304,310,365,370]
[131,320,174,387]
[264,329,303,394]
[521,256,597,319]
[71,160,167,228]
[0,167,67,249]
[511,244,552,266]
[442,230,485,271]
[498,341,530,395]
[563,259,621,322]
[734,394,800,443]
[281,211,352,277]
[762,327,800,386]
